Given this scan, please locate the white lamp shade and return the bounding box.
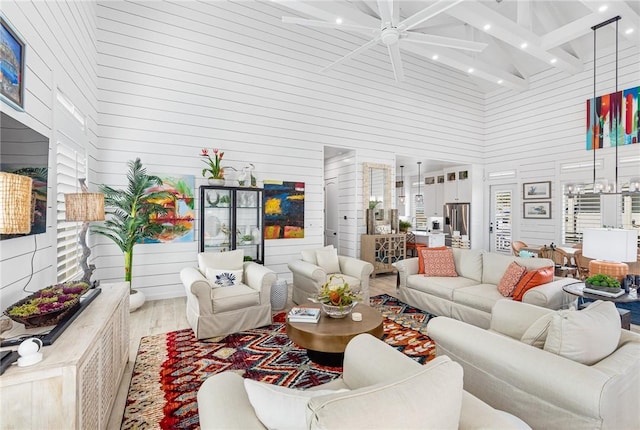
[583,228,638,262]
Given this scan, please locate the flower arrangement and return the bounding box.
[200,148,224,179]
[4,281,90,328]
[317,274,361,310]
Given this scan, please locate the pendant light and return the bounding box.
[415,162,423,204]
[567,16,638,197]
[399,165,406,204]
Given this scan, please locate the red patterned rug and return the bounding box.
[121,294,436,429]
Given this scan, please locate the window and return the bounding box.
[563,185,601,244]
[55,89,87,282]
[622,194,640,247]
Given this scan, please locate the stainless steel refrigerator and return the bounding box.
[443,203,470,246]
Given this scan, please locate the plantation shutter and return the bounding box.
[493,190,512,254]
[563,185,601,244]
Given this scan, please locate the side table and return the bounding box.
[271,279,289,310]
[562,282,637,330]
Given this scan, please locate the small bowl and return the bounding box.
[321,302,357,319]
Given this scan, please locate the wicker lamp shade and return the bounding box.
[65,193,105,222]
[0,172,33,234]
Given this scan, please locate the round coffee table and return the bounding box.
[286,303,384,366]
[562,282,638,330]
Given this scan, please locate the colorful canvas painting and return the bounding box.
[0,16,25,110]
[586,85,639,149]
[263,181,305,239]
[139,174,195,243]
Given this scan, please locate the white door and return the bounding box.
[490,184,516,254]
[324,178,339,248]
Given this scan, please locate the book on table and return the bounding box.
[582,287,625,298]
[288,307,321,323]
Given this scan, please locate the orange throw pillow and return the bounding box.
[497,262,527,297]
[512,266,554,301]
[416,244,428,274]
[420,247,458,277]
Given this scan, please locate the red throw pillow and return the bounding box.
[497,262,527,297]
[512,267,554,301]
[420,247,457,277]
[416,244,428,274]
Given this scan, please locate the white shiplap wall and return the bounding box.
[483,44,640,249]
[0,1,98,308]
[95,0,484,300]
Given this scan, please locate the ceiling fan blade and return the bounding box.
[376,0,393,26]
[321,35,382,73]
[399,0,464,32]
[282,16,375,33]
[387,43,405,82]
[403,32,488,52]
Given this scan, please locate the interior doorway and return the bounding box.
[324,177,339,248]
[490,184,517,254]
[324,146,356,257]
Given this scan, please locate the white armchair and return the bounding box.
[287,246,374,305]
[180,250,277,339]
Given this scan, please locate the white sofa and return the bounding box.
[198,333,530,429]
[394,249,576,328]
[427,300,640,429]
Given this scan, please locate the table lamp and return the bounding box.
[64,179,105,283]
[0,172,33,234]
[583,228,638,281]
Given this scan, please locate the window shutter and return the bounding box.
[563,186,601,244]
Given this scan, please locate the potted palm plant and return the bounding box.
[92,158,171,311]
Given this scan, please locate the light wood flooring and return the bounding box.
[106,274,638,428]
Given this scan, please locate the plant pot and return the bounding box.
[129,289,146,312]
[208,178,225,186]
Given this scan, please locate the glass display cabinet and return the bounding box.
[199,186,265,264]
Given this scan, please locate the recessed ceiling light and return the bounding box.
[483,24,491,31]
[335,17,343,24]
[598,5,608,12]
[625,28,634,34]
[497,79,503,84]
[550,58,557,64]
[520,42,528,49]
[468,68,474,73]
[432,54,439,60]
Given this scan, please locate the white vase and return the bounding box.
[129,289,145,312]
[208,178,225,186]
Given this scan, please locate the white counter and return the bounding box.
[412,231,446,247]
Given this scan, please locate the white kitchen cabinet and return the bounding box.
[443,166,472,203]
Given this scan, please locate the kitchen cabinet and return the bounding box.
[199,186,265,264]
[423,182,444,216]
[443,167,472,203]
[361,234,406,276]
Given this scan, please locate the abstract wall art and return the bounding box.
[263,181,305,239]
[586,85,639,150]
[0,15,25,110]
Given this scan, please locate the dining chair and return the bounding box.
[551,248,578,278]
[511,240,528,256]
[405,231,418,258]
[573,249,591,280]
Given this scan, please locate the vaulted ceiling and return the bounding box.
[276,0,640,92]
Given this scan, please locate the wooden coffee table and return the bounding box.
[286,303,384,366]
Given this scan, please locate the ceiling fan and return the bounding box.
[282,0,488,82]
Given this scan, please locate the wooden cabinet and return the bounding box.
[361,234,406,276]
[200,186,265,263]
[0,283,129,430]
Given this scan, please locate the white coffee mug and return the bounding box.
[17,337,43,367]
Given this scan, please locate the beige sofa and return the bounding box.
[198,333,530,429]
[428,300,640,429]
[394,249,576,328]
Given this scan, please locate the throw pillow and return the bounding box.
[511,266,554,301]
[496,262,527,297]
[416,244,428,274]
[520,313,554,348]
[543,300,620,365]
[301,245,334,265]
[316,247,340,274]
[243,379,347,430]
[198,249,244,273]
[420,247,457,277]
[205,268,243,287]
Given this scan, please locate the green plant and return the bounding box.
[399,220,412,232]
[91,159,172,291]
[317,275,361,309]
[240,234,254,242]
[368,200,380,209]
[585,274,621,289]
[243,256,253,262]
[218,195,231,205]
[200,148,225,179]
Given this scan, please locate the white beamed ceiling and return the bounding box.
[276,0,640,91]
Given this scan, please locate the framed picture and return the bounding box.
[523,181,551,200]
[437,175,444,184]
[447,172,456,181]
[425,176,435,185]
[523,201,551,219]
[459,170,468,180]
[0,15,25,110]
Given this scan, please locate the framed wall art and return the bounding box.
[0,15,26,110]
[523,202,551,219]
[523,181,551,200]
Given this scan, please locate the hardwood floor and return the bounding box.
[106,273,638,428]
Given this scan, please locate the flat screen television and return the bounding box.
[0,112,50,240]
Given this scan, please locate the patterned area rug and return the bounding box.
[121,294,436,429]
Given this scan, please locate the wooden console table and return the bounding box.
[361,233,406,276]
[0,282,129,429]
